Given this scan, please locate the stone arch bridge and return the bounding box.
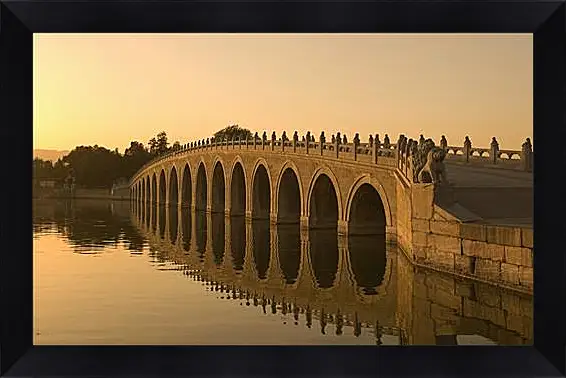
[130,132,533,291]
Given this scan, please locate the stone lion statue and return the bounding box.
[412,139,449,185]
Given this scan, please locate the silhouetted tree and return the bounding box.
[213,124,251,141]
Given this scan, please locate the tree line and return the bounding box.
[33,125,252,189]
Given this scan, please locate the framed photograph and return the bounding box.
[2,1,565,377]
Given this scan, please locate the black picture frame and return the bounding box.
[2,1,565,376]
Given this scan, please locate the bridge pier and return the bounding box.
[269,213,278,224]
[337,220,349,235]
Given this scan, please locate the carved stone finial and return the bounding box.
[301,135,305,142]
[343,134,348,144]
[368,134,374,147]
[383,134,390,149]
[419,134,425,146]
[353,133,360,145]
[271,131,276,141]
[490,137,499,148]
[262,131,267,141]
[464,136,472,149]
[319,131,325,144]
[254,132,259,140]
[440,135,448,150]
[331,134,336,143]
[405,138,413,156]
[282,131,287,141]
[293,131,299,142]
[206,138,210,145]
[336,132,342,144]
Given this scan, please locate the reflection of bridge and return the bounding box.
[129,132,533,292]
[130,203,533,345]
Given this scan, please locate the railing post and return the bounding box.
[396,135,405,168]
[262,132,267,150]
[490,137,499,164]
[319,131,325,156]
[293,131,298,153]
[335,132,341,158]
[281,131,287,152]
[521,138,533,172]
[440,135,448,152]
[463,136,472,163]
[373,134,380,164]
[383,134,390,149]
[306,131,311,154]
[253,132,258,150]
[271,132,276,151]
[353,133,360,161]
[405,138,413,178]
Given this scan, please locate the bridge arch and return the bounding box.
[158,169,167,205]
[275,161,304,224]
[251,158,272,219]
[181,163,192,208]
[306,166,343,228]
[195,160,208,211]
[345,174,392,231]
[230,156,247,216]
[168,166,179,206]
[211,157,227,213]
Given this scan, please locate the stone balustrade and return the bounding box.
[132,131,533,186]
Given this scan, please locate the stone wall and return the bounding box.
[409,185,533,293]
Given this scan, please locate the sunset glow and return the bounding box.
[33,33,532,152]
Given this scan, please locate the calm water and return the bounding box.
[33,199,533,345]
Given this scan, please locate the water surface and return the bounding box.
[33,199,533,345]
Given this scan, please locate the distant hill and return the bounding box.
[33,149,69,162]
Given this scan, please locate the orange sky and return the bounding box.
[33,33,532,152]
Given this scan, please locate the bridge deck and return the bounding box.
[441,163,532,228]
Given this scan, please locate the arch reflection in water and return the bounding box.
[158,205,166,240]
[195,210,207,260]
[230,216,246,271]
[127,209,533,346]
[252,219,270,279]
[276,223,301,284]
[211,213,225,265]
[151,202,157,233]
[348,234,387,295]
[145,200,150,229]
[168,204,178,245]
[309,229,339,289]
[181,209,191,252]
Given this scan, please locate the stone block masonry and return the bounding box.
[409,204,533,292]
